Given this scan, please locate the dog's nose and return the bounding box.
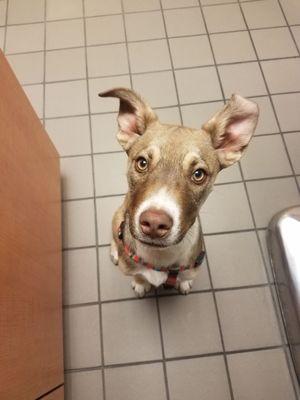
[139,208,173,239]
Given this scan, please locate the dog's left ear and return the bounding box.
[99,87,157,151]
[202,94,259,168]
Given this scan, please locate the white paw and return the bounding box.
[110,240,119,265]
[131,280,151,298]
[179,280,193,295]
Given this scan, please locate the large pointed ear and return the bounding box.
[98,87,157,151]
[202,94,259,168]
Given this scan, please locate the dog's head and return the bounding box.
[99,88,259,248]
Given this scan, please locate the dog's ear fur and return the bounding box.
[99,87,157,151]
[202,94,259,168]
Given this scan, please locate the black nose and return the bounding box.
[139,208,173,239]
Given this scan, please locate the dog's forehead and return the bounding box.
[135,122,215,160]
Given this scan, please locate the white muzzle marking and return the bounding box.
[134,187,180,243]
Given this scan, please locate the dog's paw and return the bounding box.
[179,280,193,295]
[131,280,151,298]
[110,240,119,265]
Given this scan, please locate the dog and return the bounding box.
[99,88,259,297]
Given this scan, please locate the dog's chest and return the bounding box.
[135,218,200,266]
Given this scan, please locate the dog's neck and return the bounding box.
[124,216,201,267]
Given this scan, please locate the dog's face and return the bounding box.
[99,88,259,248]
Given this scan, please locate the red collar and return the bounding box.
[118,221,205,281]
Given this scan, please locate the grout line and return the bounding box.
[120,0,133,89]
[6,23,300,57]
[277,0,300,55]
[159,0,184,124]
[270,1,300,392]
[81,1,106,399]
[61,227,270,251]
[236,1,300,396]
[64,344,285,374]
[62,282,271,309]
[128,1,171,397]
[274,0,300,193]
[196,1,258,397]
[2,0,8,53]
[240,3,300,193]
[1,1,267,29]
[56,131,294,158]
[42,0,46,128]
[60,150,123,158]
[155,293,171,400]
[18,55,300,88]
[39,90,300,122]
[200,233,235,399]
[60,174,298,204]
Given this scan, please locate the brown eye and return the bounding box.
[192,168,206,184]
[135,157,148,172]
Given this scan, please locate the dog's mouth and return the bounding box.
[136,237,173,248]
[129,218,190,249]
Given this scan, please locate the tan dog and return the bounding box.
[99,88,259,297]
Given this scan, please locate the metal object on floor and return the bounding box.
[268,206,300,384]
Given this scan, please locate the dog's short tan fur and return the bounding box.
[99,88,259,297]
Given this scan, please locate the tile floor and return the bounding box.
[1,0,300,399]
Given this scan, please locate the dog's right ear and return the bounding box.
[99,88,157,151]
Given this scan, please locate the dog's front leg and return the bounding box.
[132,274,151,298]
[110,238,119,265]
[178,269,198,295]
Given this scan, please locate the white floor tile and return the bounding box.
[47,0,83,20]
[228,349,296,400]
[167,356,231,400]
[45,116,91,157]
[247,177,299,228]
[63,248,98,305]
[46,48,86,82]
[60,156,94,200]
[91,113,120,153]
[217,287,282,350]
[65,370,103,400]
[125,11,165,41]
[164,8,205,37]
[200,183,254,233]
[94,152,128,196]
[132,71,177,107]
[7,52,43,84]
[45,80,88,118]
[203,3,246,33]
[240,134,292,179]
[8,0,44,24]
[86,15,125,45]
[241,0,286,29]
[87,43,129,77]
[64,305,102,369]
[6,23,44,53]
[206,231,267,288]
[46,19,84,50]
[62,199,96,248]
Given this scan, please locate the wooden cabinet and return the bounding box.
[41,387,64,400]
[0,51,64,398]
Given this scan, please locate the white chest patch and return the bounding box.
[133,268,168,287]
[132,219,200,287]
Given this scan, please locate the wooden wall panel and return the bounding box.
[0,51,63,399]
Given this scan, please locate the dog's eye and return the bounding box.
[192,168,206,183]
[135,157,148,172]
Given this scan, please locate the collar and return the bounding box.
[118,221,205,278]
